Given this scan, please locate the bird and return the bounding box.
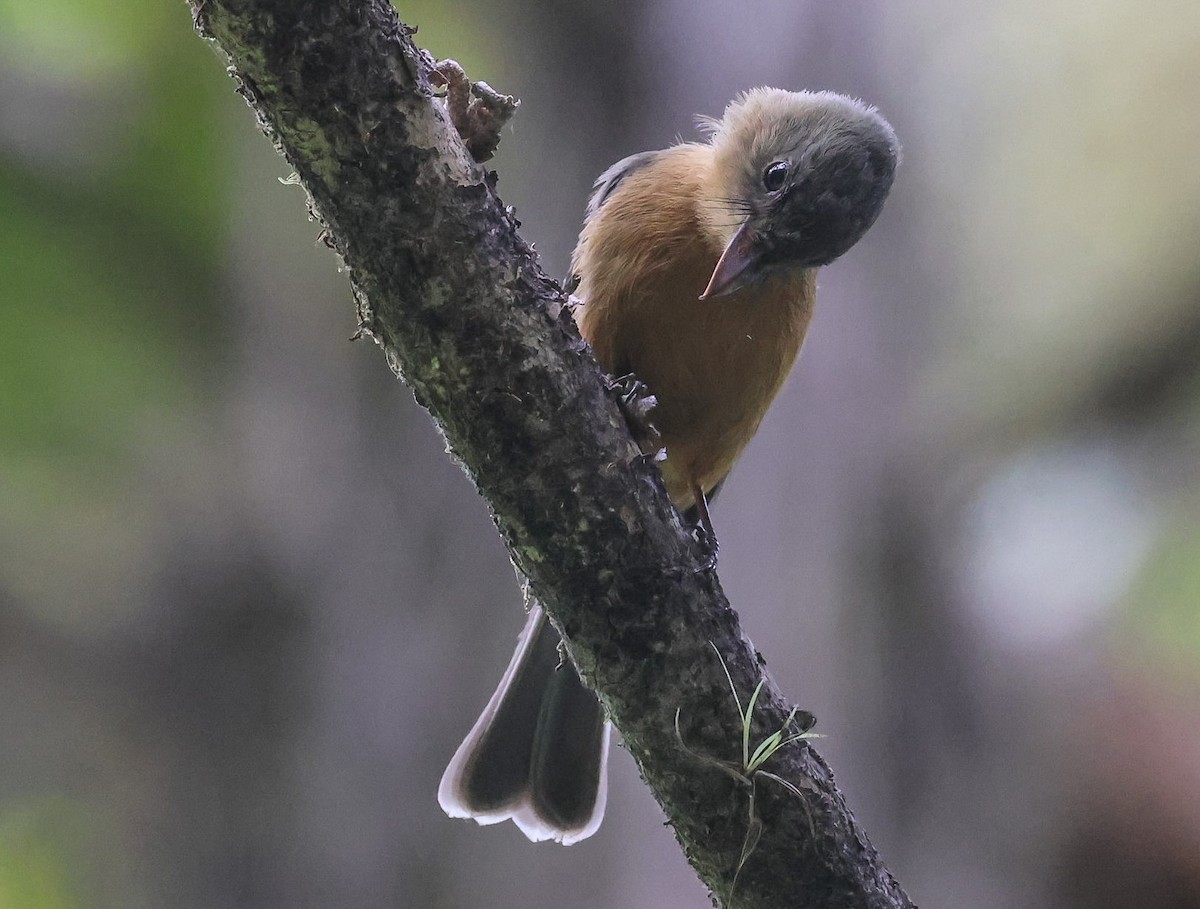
[438,87,898,844]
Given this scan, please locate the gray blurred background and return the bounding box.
[2,1,1200,907]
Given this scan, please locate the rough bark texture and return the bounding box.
[186,2,913,906]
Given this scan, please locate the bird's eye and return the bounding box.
[762,161,789,192]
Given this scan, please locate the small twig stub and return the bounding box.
[431,58,520,162]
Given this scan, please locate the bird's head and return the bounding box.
[698,88,899,299]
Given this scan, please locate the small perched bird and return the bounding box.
[439,87,898,843]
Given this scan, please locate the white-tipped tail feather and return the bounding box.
[438,603,609,844]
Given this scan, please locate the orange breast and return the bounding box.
[572,146,816,510]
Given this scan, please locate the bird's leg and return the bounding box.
[607,372,663,463]
[690,484,719,571]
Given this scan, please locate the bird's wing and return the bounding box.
[564,150,663,294]
[585,150,663,220]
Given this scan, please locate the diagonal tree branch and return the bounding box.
[187,1,913,906]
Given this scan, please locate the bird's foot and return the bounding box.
[607,372,662,454]
[687,483,719,572]
[691,523,720,573]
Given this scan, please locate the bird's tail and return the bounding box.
[437,602,609,844]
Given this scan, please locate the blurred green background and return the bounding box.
[2,0,1199,906]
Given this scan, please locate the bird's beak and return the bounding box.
[700,219,759,300]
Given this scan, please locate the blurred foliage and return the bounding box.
[0,0,492,484]
[0,0,226,475]
[0,0,146,81]
[0,0,232,643]
[1122,518,1200,686]
[0,802,84,909]
[891,1,1200,439]
[389,0,496,76]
